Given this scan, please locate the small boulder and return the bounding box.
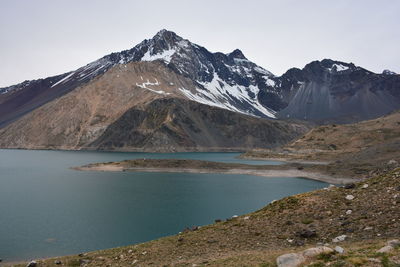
[276,253,305,267]
[377,245,394,253]
[54,260,62,265]
[346,210,352,215]
[335,246,345,254]
[26,261,37,267]
[332,235,347,243]
[302,246,333,258]
[277,246,334,267]
[362,184,369,189]
[387,239,400,248]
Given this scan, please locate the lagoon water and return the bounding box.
[0,149,327,262]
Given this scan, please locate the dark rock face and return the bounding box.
[89,98,308,151]
[264,59,400,123]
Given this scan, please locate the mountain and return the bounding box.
[0,29,276,129]
[268,59,400,123]
[1,30,399,127]
[0,33,308,151]
[0,30,399,151]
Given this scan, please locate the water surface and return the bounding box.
[0,149,327,262]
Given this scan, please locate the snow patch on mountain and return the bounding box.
[135,78,171,95]
[141,49,175,64]
[51,72,75,88]
[180,72,276,118]
[328,63,349,72]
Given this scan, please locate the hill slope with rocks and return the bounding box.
[244,110,400,180]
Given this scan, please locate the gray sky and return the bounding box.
[0,0,399,87]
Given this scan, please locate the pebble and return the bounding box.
[345,195,355,200]
[26,261,37,267]
[346,210,352,215]
[368,258,381,263]
[362,184,369,189]
[54,260,62,265]
[335,246,345,254]
[332,235,347,243]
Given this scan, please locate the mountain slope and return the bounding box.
[264,59,400,123]
[88,98,307,152]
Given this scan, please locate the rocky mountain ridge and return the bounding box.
[2,29,399,128]
[0,29,399,151]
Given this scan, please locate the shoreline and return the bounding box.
[73,165,357,184]
[238,154,331,165]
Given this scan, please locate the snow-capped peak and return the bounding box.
[1,30,278,119]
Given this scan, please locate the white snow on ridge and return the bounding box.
[141,49,176,64]
[179,72,276,118]
[264,77,276,87]
[330,63,349,72]
[51,72,75,88]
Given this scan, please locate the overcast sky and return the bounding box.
[0,0,399,87]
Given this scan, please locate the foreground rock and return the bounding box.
[277,246,334,267]
[377,239,400,253]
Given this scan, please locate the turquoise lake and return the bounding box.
[0,149,328,262]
